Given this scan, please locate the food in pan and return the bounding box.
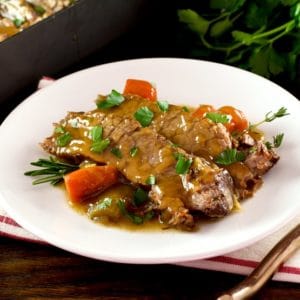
[25,79,288,230]
[0,0,75,42]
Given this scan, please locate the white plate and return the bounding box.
[1,58,300,264]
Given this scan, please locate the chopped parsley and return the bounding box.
[146,175,156,185]
[133,188,149,206]
[33,5,46,15]
[90,125,103,142]
[134,107,154,127]
[13,18,24,28]
[111,147,122,158]
[117,200,143,225]
[157,100,169,112]
[56,132,72,147]
[215,148,245,165]
[97,90,124,109]
[265,133,284,150]
[130,147,138,157]
[90,138,110,153]
[182,106,190,112]
[54,126,65,134]
[206,112,230,124]
[175,153,193,175]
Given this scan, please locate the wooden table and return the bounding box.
[1,3,300,299]
[1,236,299,299]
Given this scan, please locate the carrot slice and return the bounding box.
[123,79,157,101]
[64,166,118,203]
[218,106,249,133]
[192,104,215,118]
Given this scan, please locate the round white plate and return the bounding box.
[1,58,300,264]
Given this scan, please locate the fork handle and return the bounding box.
[217,224,300,300]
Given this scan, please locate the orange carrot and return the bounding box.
[64,166,118,203]
[123,79,157,101]
[218,106,249,133]
[192,104,215,118]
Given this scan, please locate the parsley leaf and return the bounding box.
[182,106,190,112]
[55,126,65,134]
[90,125,103,142]
[97,90,124,109]
[146,175,156,185]
[134,107,154,127]
[56,132,72,147]
[133,188,149,206]
[206,112,230,124]
[175,154,193,175]
[90,138,110,153]
[215,148,245,165]
[111,147,122,158]
[265,133,284,149]
[33,5,46,15]
[130,147,138,157]
[13,18,24,28]
[157,100,169,112]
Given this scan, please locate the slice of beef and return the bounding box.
[99,95,278,199]
[42,110,234,229]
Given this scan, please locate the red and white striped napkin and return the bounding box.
[1,77,300,283]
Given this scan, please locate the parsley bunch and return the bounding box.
[178,0,300,82]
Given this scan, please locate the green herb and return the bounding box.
[54,126,65,134]
[133,188,149,206]
[146,175,156,185]
[249,146,257,154]
[90,138,110,153]
[56,132,72,147]
[182,106,190,112]
[13,18,24,28]
[33,5,46,15]
[250,107,289,129]
[24,156,78,185]
[87,198,113,218]
[265,133,284,149]
[134,107,154,127]
[175,154,193,175]
[178,1,300,82]
[206,112,230,124]
[215,148,245,165]
[96,90,124,109]
[117,200,144,225]
[90,125,103,142]
[130,147,138,157]
[157,100,169,112]
[111,147,122,158]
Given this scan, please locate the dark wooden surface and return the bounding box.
[1,2,300,299]
[1,236,300,300]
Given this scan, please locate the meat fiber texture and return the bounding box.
[42,110,234,230]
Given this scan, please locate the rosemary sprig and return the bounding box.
[24,157,79,185]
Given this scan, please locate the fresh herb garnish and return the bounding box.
[90,138,110,153]
[13,18,24,28]
[111,147,122,158]
[54,126,65,134]
[182,106,190,112]
[215,148,245,165]
[265,133,284,150]
[134,106,154,127]
[157,100,169,112]
[178,2,300,82]
[56,132,72,147]
[96,90,124,109]
[117,200,144,225]
[33,5,46,15]
[206,112,230,124]
[175,153,193,175]
[133,188,149,206]
[90,125,103,142]
[24,157,78,185]
[88,198,113,218]
[146,175,156,185]
[250,107,289,129]
[130,147,138,157]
